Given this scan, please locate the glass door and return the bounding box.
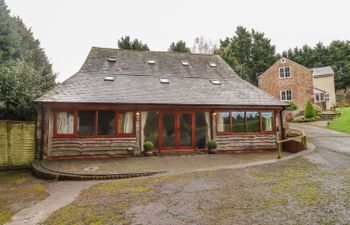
[161,113,176,148]
[179,113,193,147]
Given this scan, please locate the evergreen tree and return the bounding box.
[168,40,190,53]
[219,26,277,85]
[117,36,149,51]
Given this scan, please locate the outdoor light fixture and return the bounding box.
[213,112,217,116]
[136,112,140,119]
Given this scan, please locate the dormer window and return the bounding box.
[279,67,291,79]
[147,59,156,65]
[107,56,117,62]
[209,62,217,67]
[210,79,221,85]
[159,78,169,84]
[181,60,189,66]
[104,76,115,81]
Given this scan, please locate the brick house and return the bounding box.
[35,47,285,159]
[258,58,336,110]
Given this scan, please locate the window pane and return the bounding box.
[262,112,273,132]
[162,113,175,147]
[287,91,292,100]
[246,111,260,132]
[117,112,134,134]
[279,68,285,78]
[179,113,192,147]
[143,112,159,149]
[281,91,286,101]
[77,111,96,135]
[232,111,245,132]
[195,112,210,149]
[285,67,290,77]
[98,111,115,135]
[57,112,74,134]
[217,112,230,132]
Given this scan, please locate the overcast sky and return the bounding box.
[6,0,350,82]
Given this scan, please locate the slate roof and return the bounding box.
[312,66,334,77]
[36,47,284,106]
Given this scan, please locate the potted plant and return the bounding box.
[207,140,217,154]
[143,141,154,156]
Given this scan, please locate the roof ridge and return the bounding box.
[90,46,216,56]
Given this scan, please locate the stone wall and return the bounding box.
[258,58,313,108]
[50,137,136,157]
[216,133,277,151]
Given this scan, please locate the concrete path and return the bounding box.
[291,122,350,169]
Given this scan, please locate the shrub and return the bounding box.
[143,141,154,151]
[286,101,298,111]
[207,140,217,150]
[312,104,322,114]
[304,100,316,119]
[292,115,320,123]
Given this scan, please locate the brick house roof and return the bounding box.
[36,47,284,106]
[312,66,334,77]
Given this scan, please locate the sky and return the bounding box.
[6,0,350,82]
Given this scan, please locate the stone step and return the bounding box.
[32,161,164,181]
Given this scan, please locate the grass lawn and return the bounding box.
[328,107,350,134]
[0,170,48,225]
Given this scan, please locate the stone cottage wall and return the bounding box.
[258,59,313,108]
[216,133,277,151]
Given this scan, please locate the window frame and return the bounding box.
[280,90,292,101]
[216,110,275,135]
[279,67,291,79]
[53,110,136,138]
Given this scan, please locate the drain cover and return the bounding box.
[83,166,100,171]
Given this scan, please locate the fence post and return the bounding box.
[276,142,282,159]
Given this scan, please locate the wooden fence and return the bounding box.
[0,120,36,169]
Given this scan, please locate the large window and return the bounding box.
[117,112,134,134]
[98,111,115,135]
[279,67,291,78]
[262,112,273,132]
[195,112,210,149]
[246,111,260,132]
[280,90,292,101]
[217,112,230,132]
[56,112,74,134]
[143,112,159,149]
[217,111,274,134]
[55,110,135,137]
[232,111,245,132]
[77,111,96,135]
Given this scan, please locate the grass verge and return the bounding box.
[328,107,350,134]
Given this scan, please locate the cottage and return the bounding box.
[258,58,336,110]
[35,47,285,159]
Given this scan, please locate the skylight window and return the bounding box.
[104,76,115,81]
[210,79,221,85]
[181,60,189,66]
[159,78,169,84]
[209,62,217,67]
[147,59,156,65]
[107,56,117,62]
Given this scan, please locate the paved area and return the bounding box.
[40,152,290,175]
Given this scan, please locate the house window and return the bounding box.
[281,90,292,101]
[98,111,115,135]
[217,112,230,132]
[231,111,245,132]
[56,112,74,134]
[77,111,96,135]
[315,93,325,102]
[217,111,274,134]
[279,67,291,79]
[246,111,260,132]
[262,112,273,132]
[117,112,134,134]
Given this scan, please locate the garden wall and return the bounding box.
[0,120,36,169]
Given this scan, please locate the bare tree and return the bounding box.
[191,36,217,54]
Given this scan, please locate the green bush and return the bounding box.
[292,115,320,123]
[304,100,316,119]
[207,140,217,150]
[286,101,298,111]
[143,141,154,151]
[312,104,322,114]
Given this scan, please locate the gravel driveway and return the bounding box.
[41,123,350,225]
